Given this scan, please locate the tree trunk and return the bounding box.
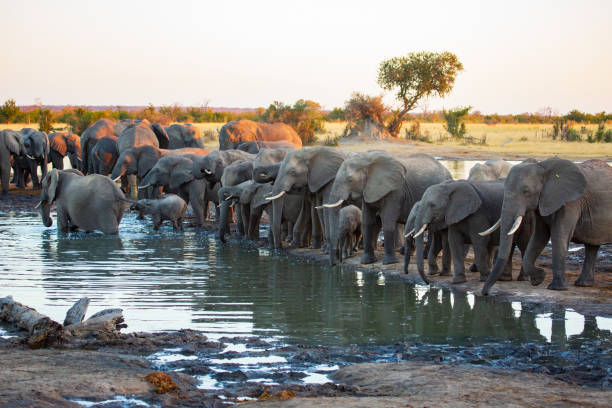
[63,297,90,326]
[0,296,64,348]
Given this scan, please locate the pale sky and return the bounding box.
[1,0,611,114]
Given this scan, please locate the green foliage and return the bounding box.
[325,107,346,121]
[262,99,324,145]
[322,134,342,146]
[0,99,20,123]
[59,107,106,135]
[404,121,432,143]
[443,106,471,139]
[378,51,463,136]
[344,93,389,127]
[37,109,54,133]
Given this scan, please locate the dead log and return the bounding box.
[64,308,126,337]
[0,296,64,347]
[63,297,90,326]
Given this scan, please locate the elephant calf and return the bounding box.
[338,204,362,263]
[130,194,187,231]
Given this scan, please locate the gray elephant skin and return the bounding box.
[130,194,187,231]
[19,129,50,189]
[89,137,119,176]
[412,179,532,285]
[237,140,298,154]
[468,158,513,181]
[482,158,612,294]
[267,147,351,250]
[48,132,82,170]
[166,124,205,149]
[192,150,255,185]
[251,147,294,184]
[0,130,22,195]
[218,119,302,150]
[216,159,255,239]
[337,204,362,263]
[80,119,126,175]
[139,156,211,227]
[38,169,127,234]
[325,152,452,266]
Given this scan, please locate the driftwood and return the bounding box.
[0,296,126,347]
[63,297,90,326]
[0,296,64,348]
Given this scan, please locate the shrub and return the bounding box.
[37,109,54,133]
[0,99,20,123]
[443,106,471,139]
[262,99,324,145]
[322,134,342,146]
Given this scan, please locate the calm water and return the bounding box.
[1,211,610,347]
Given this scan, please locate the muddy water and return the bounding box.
[1,206,611,391]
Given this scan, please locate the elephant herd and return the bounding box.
[1,118,610,296]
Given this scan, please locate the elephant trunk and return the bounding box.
[40,202,53,227]
[338,234,345,264]
[218,201,232,243]
[271,194,285,249]
[328,207,341,266]
[415,234,429,284]
[403,236,414,274]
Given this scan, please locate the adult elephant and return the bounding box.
[468,158,513,181]
[166,124,205,149]
[80,119,127,175]
[252,147,294,183]
[89,137,119,176]
[138,156,210,227]
[216,160,254,240]
[237,140,298,154]
[0,130,22,195]
[48,132,81,170]
[266,147,351,250]
[411,179,532,284]
[218,119,302,150]
[324,152,452,265]
[36,169,127,234]
[20,129,50,189]
[191,150,255,185]
[482,158,612,294]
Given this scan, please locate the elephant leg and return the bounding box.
[548,217,576,291]
[29,161,40,189]
[120,175,129,194]
[173,218,180,231]
[153,214,162,230]
[189,183,205,227]
[236,206,245,236]
[522,215,551,286]
[360,206,378,264]
[575,244,599,287]
[1,165,9,195]
[310,197,322,249]
[440,229,451,276]
[498,244,515,281]
[472,237,492,282]
[56,207,71,233]
[381,212,399,265]
[249,210,261,240]
[427,230,443,275]
[448,227,467,284]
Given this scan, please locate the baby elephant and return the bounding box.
[338,204,362,263]
[131,194,187,231]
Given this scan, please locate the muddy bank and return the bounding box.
[288,247,612,318]
[247,362,612,407]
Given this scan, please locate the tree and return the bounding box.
[262,99,324,145]
[37,109,54,133]
[443,106,471,139]
[0,99,20,123]
[377,51,463,136]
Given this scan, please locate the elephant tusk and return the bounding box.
[507,215,523,235]
[323,199,344,208]
[265,190,286,201]
[314,205,323,210]
[113,176,122,182]
[404,229,415,238]
[138,183,151,190]
[26,154,36,160]
[479,217,501,236]
[413,223,428,238]
[34,201,42,209]
[203,168,212,175]
[224,194,233,201]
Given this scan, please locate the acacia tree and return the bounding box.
[378,51,463,137]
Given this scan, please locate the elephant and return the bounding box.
[468,158,513,181]
[80,119,128,175]
[324,152,452,266]
[110,145,209,198]
[138,155,210,227]
[48,132,81,170]
[412,179,532,285]
[0,130,22,195]
[130,194,187,231]
[252,147,294,183]
[217,159,255,238]
[89,137,119,176]
[19,129,50,189]
[191,149,255,185]
[237,140,298,154]
[166,124,205,149]
[37,169,127,234]
[403,201,450,279]
[218,119,302,150]
[481,158,612,293]
[337,204,362,263]
[266,146,352,250]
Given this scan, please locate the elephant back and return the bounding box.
[117,120,159,154]
[219,119,302,150]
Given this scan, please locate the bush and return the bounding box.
[443,106,471,139]
[37,109,54,133]
[322,134,342,146]
[0,99,20,123]
[262,99,324,145]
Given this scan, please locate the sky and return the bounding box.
[1,0,611,114]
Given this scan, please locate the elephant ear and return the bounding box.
[137,155,155,179]
[43,132,50,156]
[46,168,60,203]
[251,183,274,209]
[239,181,259,205]
[4,131,22,155]
[445,181,482,225]
[151,123,169,149]
[363,154,405,204]
[308,148,346,193]
[169,163,194,191]
[538,158,587,217]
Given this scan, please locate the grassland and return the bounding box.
[3,122,611,160]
